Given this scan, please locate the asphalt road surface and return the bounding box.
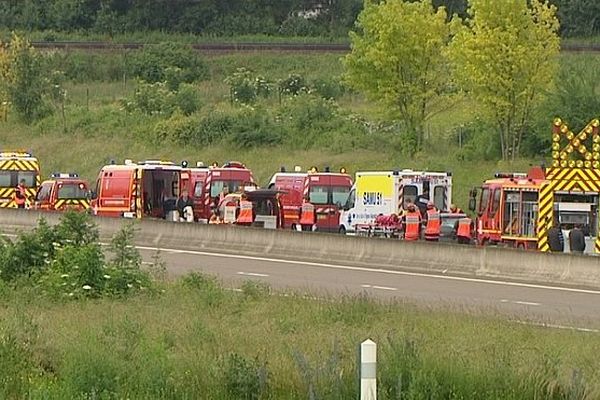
[137,245,600,333]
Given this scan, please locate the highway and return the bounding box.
[137,245,600,332]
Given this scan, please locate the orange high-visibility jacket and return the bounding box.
[237,200,254,223]
[404,211,421,241]
[14,185,26,206]
[457,217,472,239]
[299,201,315,225]
[424,209,441,239]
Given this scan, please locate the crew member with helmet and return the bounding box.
[403,202,422,241]
[454,214,474,244]
[14,179,28,209]
[236,192,254,226]
[299,195,316,231]
[449,204,464,214]
[423,201,441,242]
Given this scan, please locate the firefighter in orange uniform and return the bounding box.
[299,196,316,231]
[454,216,474,244]
[403,203,422,241]
[14,179,28,209]
[423,201,441,242]
[236,193,254,226]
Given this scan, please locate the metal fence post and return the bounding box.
[360,339,377,400]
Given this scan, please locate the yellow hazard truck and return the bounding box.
[338,169,452,235]
[0,151,41,208]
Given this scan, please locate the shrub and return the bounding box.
[225,68,272,104]
[174,83,202,116]
[279,16,325,36]
[278,74,307,97]
[229,107,282,148]
[311,77,346,99]
[224,353,269,400]
[122,81,175,116]
[128,42,209,87]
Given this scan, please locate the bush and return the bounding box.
[279,16,325,36]
[279,74,307,97]
[225,68,273,105]
[224,353,269,400]
[311,77,347,99]
[128,42,209,87]
[229,107,282,148]
[122,81,175,116]
[174,83,202,115]
[0,212,152,299]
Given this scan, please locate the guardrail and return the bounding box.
[2,208,600,289]
[29,41,600,53]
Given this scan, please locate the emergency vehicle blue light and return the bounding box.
[51,173,79,178]
[280,166,286,172]
[181,160,189,168]
[324,166,331,173]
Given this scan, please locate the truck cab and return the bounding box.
[182,161,255,222]
[34,173,90,212]
[0,151,41,208]
[268,166,353,233]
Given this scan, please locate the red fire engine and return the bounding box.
[91,160,182,219]
[34,173,90,212]
[268,166,353,232]
[471,167,546,249]
[181,161,255,221]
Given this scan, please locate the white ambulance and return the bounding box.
[338,170,452,234]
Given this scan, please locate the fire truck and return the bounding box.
[181,161,255,221]
[268,166,353,233]
[338,169,453,235]
[34,173,90,212]
[91,160,182,219]
[0,151,41,208]
[471,168,545,249]
[471,118,600,254]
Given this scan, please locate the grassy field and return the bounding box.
[0,274,598,399]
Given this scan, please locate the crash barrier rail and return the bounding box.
[2,208,600,290]
[30,41,600,53]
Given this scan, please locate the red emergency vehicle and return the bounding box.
[34,173,90,212]
[91,160,182,219]
[268,166,353,232]
[181,161,255,221]
[471,167,546,249]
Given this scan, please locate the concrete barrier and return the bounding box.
[2,209,600,289]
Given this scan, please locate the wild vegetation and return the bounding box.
[0,214,599,398]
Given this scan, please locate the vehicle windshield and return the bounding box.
[309,185,329,204]
[332,186,350,206]
[57,183,88,199]
[0,171,37,188]
[210,180,243,198]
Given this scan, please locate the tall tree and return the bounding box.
[449,0,560,161]
[344,0,454,151]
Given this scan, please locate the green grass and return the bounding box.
[0,275,598,399]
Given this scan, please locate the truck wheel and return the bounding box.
[338,226,346,235]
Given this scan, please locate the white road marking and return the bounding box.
[360,284,397,291]
[501,299,541,306]
[135,245,600,296]
[237,272,269,277]
[512,320,600,333]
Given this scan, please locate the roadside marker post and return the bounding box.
[359,339,377,400]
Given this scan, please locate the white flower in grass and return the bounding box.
[103,274,111,279]
[82,285,92,290]
[60,274,69,278]
[127,283,133,289]
[68,292,74,297]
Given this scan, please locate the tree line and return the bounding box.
[0,0,597,38]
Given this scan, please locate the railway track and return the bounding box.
[29,40,600,53]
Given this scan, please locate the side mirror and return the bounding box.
[469,187,478,198]
[88,190,97,200]
[468,198,476,212]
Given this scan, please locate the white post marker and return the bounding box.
[360,339,377,400]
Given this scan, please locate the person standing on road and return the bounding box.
[176,189,194,222]
[569,224,586,254]
[416,188,430,217]
[299,196,316,231]
[14,179,28,209]
[454,215,473,245]
[236,193,254,226]
[423,201,441,242]
[547,218,564,253]
[403,203,421,241]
